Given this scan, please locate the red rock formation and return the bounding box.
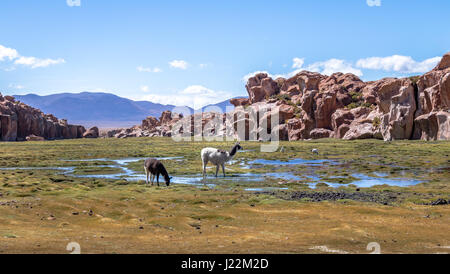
[0,94,87,141]
[107,52,450,141]
[230,98,250,107]
[83,127,99,138]
[245,73,279,103]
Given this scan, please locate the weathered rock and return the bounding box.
[0,94,87,141]
[343,123,376,140]
[439,73,450,110]
[83,127,99,138]
[246,73,279,103]
[26,135,45,141]
[142,116,160,130]
[434,52,450,71]
[310,128,332,139]
[380,83,416,141]
[314,91,337,129]
[160,111,173,125]
[103,52,450,142]
[280,71,324,96]
[414,111,450,140]
[230,98,250,107]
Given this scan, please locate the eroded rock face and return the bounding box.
[230,98,250,107]
[246,73,279,103]
[26,135,45,141]
[0,94,87,141]
[105,52,450,141]
[83,127,99,138]
[380,83,417,141]
[414,111,450,141]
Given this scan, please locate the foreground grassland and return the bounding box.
[0,138,449,254]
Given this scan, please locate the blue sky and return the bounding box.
[1,0,449,108]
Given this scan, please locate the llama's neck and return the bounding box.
[229,145,239,157]
[160,165,170,182]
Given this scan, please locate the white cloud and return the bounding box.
[292,57,305,69]
[169,60,189,70]
[14,56,66,69]
[67,0,81,7]
[137,66,162,73]
[305,59,363,77]
[242,71,287,82]
[356,55,441,73]
[8,84,25,90]
[140,85,233,109]
[0,44,65,69]
[199,63,208,69]
[244,57,363,81]
[140,85,149,92]
[0,45,19,61]
[367,0,381,7]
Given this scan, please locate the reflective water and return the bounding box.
[1,156,424,190]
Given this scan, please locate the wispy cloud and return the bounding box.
[66,0,81,7]
[140,85,233,109]
[8,83,25,90]
[0,45,19,61]
[14,56,65,69]
[305,59,363,77]
[356,55,441,73]
[137,66,162,73]
[292,57,305,69]
[140,85,149,92]
[366,0,381,7]
[243,57,363,81]
[0,44,65,69]
[169,60,189,70]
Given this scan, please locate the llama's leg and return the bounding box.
[215,165,219,177]
[202,159,208,179]
[150,173,154,186]
[145,168,149,184]
[222,164,226,177]
[157,173,160,187]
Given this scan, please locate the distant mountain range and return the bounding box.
[13,92,239,128]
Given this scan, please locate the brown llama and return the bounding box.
[144,158,172,186]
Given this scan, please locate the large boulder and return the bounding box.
[310,128,333,139]
[83,127,99,138]
[246,73,279,103]
[26,135,45,141]
[280,71,324,96]
[413,111,450,141]
[314,91,337,129]
[230,98,250,107]
[380,82,416,141]
[433,52,450,71]
[160,110,173,125]
[142,116,160,130]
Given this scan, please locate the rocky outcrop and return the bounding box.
[83,127,99,138]
[230,98,250,107]
[0,94,88,141]
[108,111,184,138]
[245,73,279,103]
[105,52,450,142]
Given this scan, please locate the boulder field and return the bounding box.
[110,52,450,141]
[0,94,98,141]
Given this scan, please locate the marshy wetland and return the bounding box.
[0,138,449,253]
